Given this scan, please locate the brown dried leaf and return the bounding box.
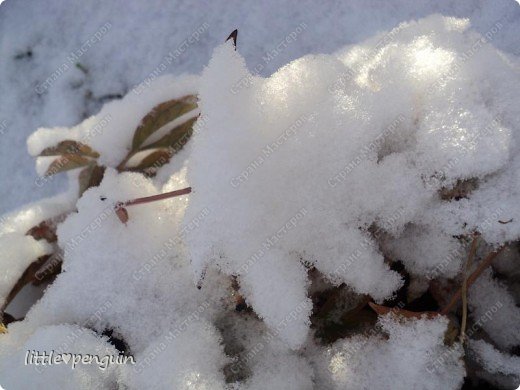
[33,254,62,285]
[2,255,49,313]
[45,154,91,176]
[429,279,457,308]
[131,149,172,173]
[444,319,460,346]
[78,164,105,196]
[115,206,129,224]
[368,302,441,319]
[142,116,197,151]
[439,178,478,201]
[132,95,197,150]
[26,221,57,243]
[2,312,16,325]
[40,140,100,158]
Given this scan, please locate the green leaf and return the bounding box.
[45,154,91,176]
[40,140,100,158]
[132,95,197,150]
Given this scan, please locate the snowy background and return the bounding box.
[1,0,520,215]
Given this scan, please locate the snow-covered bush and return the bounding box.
[1,14,519,389]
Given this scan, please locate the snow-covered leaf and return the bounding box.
[131,95,197,150]
[45,154,91,176]
[40,140,100,158]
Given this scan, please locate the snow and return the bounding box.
[0,234,52,309]
[469,339,520,387]
[0,190,76,237]
[218,311,315,390]
[124,322,229,390]
[242,349,314,390]
[381,224,465,279]
[316,314,465,390]
[0,324,121,389]
[1,0,520,388]
[469,269,520,350]
[185,14,520,348]
[12,169,230,351]
[1,0,520,214]
[0,168,233,389]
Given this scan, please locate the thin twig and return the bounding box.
[441,245,505,315]
[123,187,192,207]
[114,187,192,224]
[460,235,479,342]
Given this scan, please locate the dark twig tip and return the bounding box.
[226,29,238,49]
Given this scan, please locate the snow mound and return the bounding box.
[469,269,520,349]
[185,14,520,348]
[124,321,228,390]
[469,339,520,388]
[0,324,121,389]
[318,315,465,389]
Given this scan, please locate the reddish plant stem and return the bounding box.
[441,245,505,315]
[122,187,192,207]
